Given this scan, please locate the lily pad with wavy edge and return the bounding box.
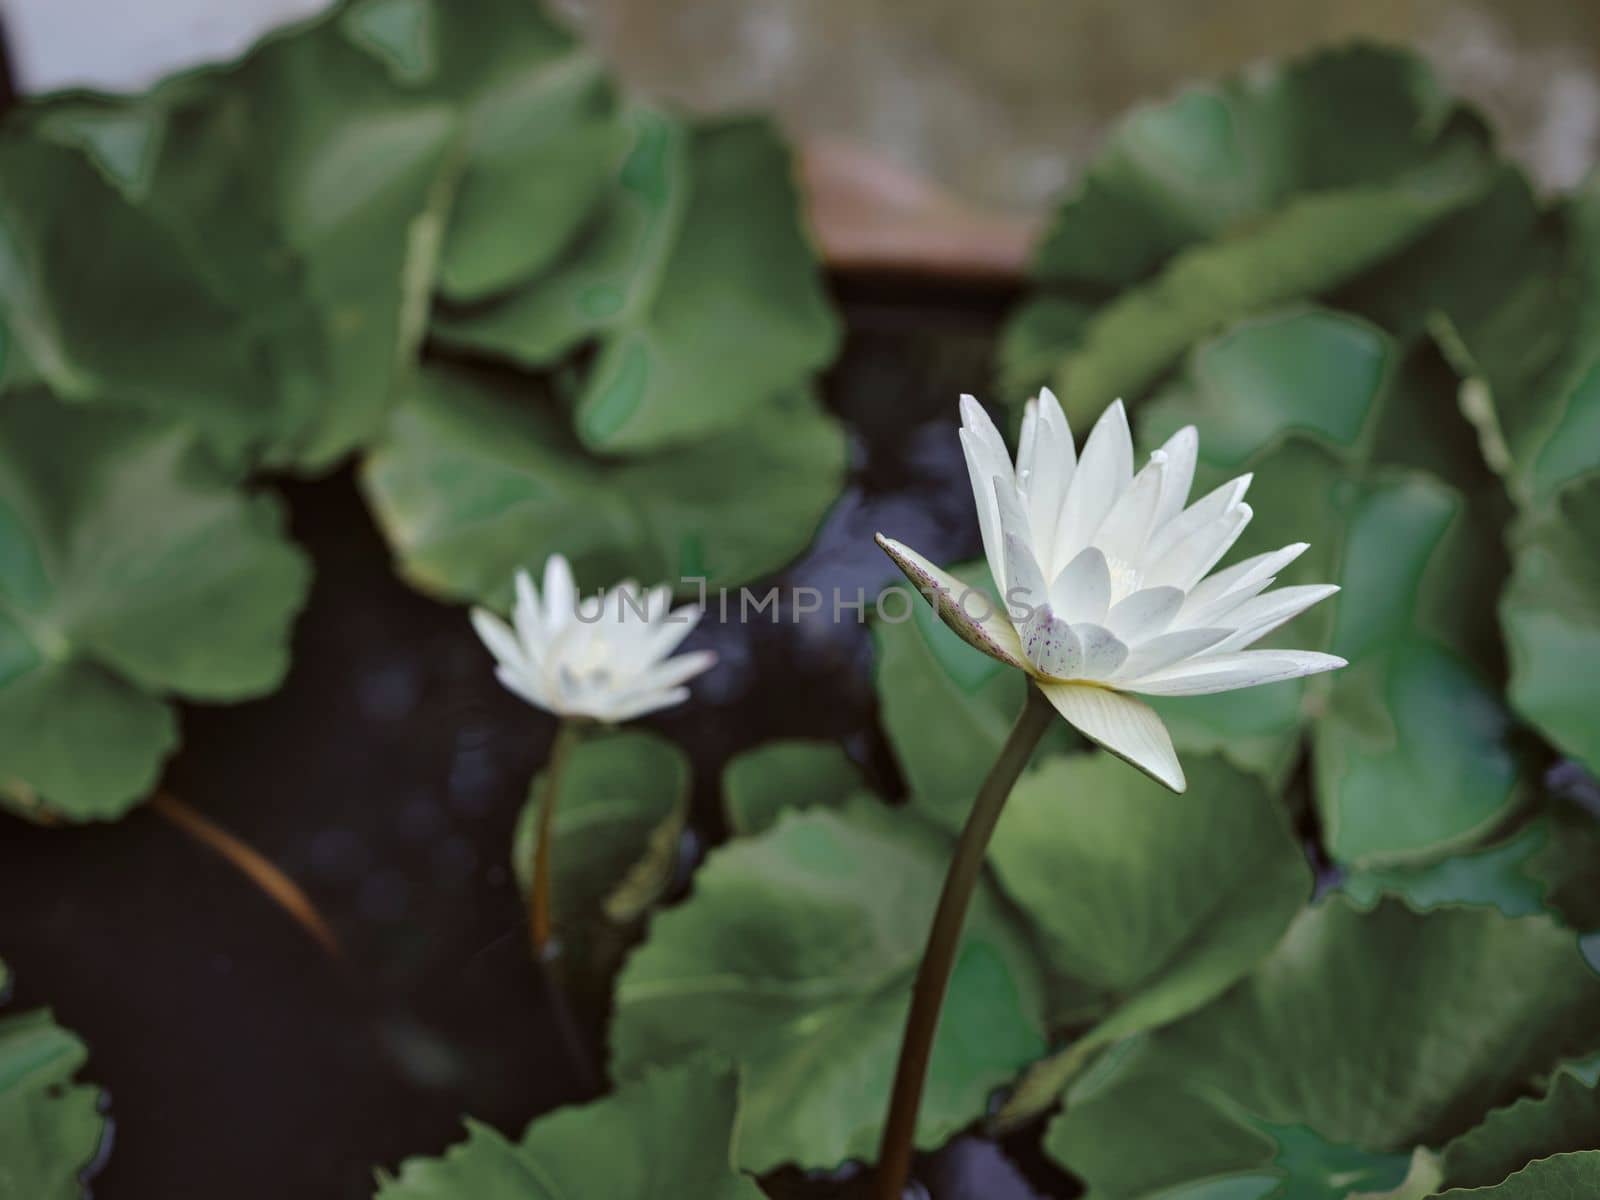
[436,114,841,455]
[1141,309,1520,865]
[0,393,310,820]
[990,753,1310,1124]
[1044,898,1600,1199]
[610,801,1047,1172]
[1001,45,1495,420]
[374,1060,762,1199]
[0,961,109,1200]
[360,364,845,605]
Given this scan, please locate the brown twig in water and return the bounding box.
[151,791,341,960]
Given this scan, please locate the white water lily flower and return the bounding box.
[877,390,1346,793]
[470,555,716,723]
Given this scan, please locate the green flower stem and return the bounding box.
[530,720,583,958]
[874,684,1055,1199]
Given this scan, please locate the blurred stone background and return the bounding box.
[3,0,1596,214]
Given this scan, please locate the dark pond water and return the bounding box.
[0,280,1079,1199]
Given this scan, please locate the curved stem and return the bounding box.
[529,720,582,958]
[151,791,340,959]
[873,684,1054,1199]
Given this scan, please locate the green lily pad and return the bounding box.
[1500,474,1600,774]
[359,364,846,605]
[1003,46,1494,418]
[375,1060,762,1198]
[437,115,840,454]
[610,802,1047,1172]
[0,962,108,1200]
[991,753,1310,1123]
[1142,309,1520,865]
[0,392,310,820]
[1341,823,1551,918]
[1045,899,1600,1199]
[1438,1067,1600,1191]
[511,728,690,932]
[721,739,866,837]
[1433,1151,1600,1199]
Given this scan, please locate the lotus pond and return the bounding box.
[1,5,1599,1200]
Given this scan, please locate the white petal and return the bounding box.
[513,569,544,658]
[1020,604,1082,679]
[1050,546,1111,626]
[993,474,1038,599]
[472,608,528,673]
[1181,542,1310,624]
[1105,586,1185,643]
[960,427,1010,598]
[1208,584,1340,653]
[639,604,705,662]
[494,662,554,714]
[1036,681,1186,792]
[1116,627,1233,681]
[1151,425,1198,531]
[594,686,692,723]
[1093,450,1166,565]
[1015,395,1039,485]
[1143,501,1253,592]
[1127,649,1348,696]
[1004,531,1049,617]
[875,534,1027,669]
[1020,390,1075,569]
[1144,475,1251,566]
[1053,399,1133,569]
[634,649,718,691]
[542,555,578,632]
[1071,622,1129,679]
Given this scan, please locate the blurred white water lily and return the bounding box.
[877,390,1345,792]
[471,555,715,723]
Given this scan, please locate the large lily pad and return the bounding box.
[1002,45,1495,419]
[0,393,310,820]
[1434,1152,1600,1199]
[1045,899,1600,1199]
[360,364,846,605]
[610,802,1047,1172]
[0,962,108,1200]
[1438,1067,1600,1191]
[435,115,840,454]
[1141,309,1520,864]
[991,753,1309,1121]
[375,1060,762,1199]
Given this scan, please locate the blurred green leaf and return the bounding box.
[0,962,108,1200]
[1003,46,1494,417]
[991,753,1310,1124]
[721,739,865,837]
[1341,823,1550,917]
[511,728,689,931]
[359,364,846,604]
[1438,1067,1600,1192]
[0,393,310,820]
[610,801,1047,1172]
[1045,899,1600,1199]
[1433,1152,1600,1198]
[375,1060,762,1199]
[1143,309,1520,864]
[1500,474,1600,774]
[437,115,840,454]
